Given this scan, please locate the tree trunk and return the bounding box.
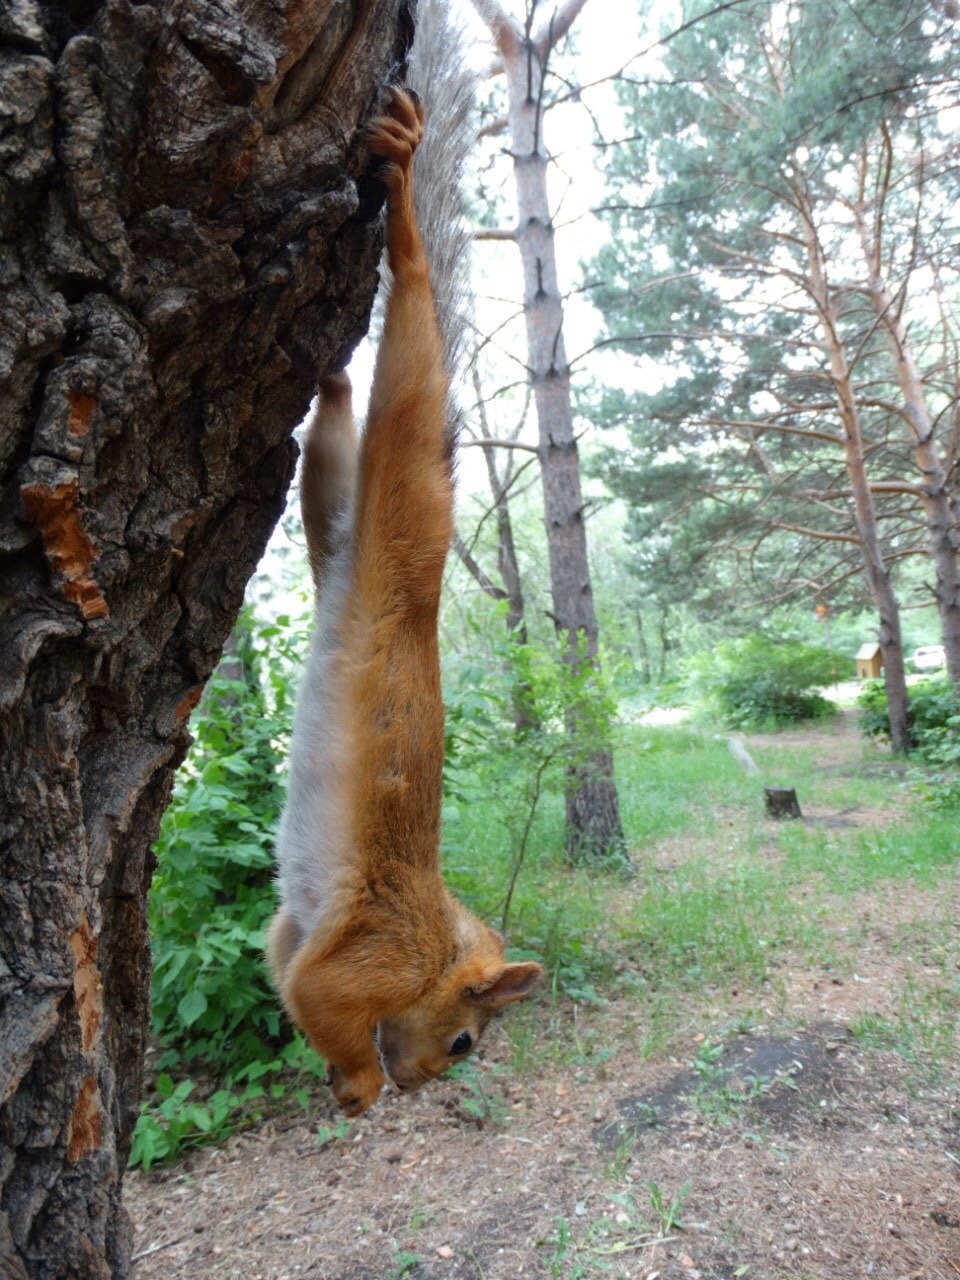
[480,442,539,733]
[635,609,652,684]
[658,605,673,682]
[797,184,912,752]
[475,0,624,857]
[854,212,960,683]
[0,1,410,1275]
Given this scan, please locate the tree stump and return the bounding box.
[764,787,803,819]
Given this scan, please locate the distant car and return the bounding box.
[912,645,946,671]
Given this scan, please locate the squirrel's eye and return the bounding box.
[449,1031,473,1057]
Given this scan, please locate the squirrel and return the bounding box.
[267,81,542,1118]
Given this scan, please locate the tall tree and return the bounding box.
[591,0,959,749]
[471,0,624,856]
[0,1,410,1274]
[847,141,960,682]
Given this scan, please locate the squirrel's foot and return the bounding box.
[365,87,424,205]
[328,1062,385,1118]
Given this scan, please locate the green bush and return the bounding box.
[858,676,960,805]
[149,607,306,1072]
[856,678,891,740]
[687,633,846,728]
[131,606,318,1166]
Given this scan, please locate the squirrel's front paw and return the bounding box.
[328,1063,385,1117]
[365,87,424,187]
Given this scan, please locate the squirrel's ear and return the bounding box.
[469,962,542,1009]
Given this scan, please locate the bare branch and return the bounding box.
[534,0,591,61]
[451,530,507,602]
[477,116,509,139]
[474,226,519,241]
[758,521,860,545]
[461,437,540,454]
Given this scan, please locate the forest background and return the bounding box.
[135,0,960,1170]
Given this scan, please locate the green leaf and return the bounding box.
[177,988,208,1027]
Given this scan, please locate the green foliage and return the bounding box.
[131,606,318,1167]
[446,1059,508,1126]
[150,607,307,1074]
[856,678,895,740]
[586,0,959,622]
[129,1072,269,1171]
[130,1029,329,1169]
[686,633,845,727]
[858,676,960,805]
[645,1180,688,1235]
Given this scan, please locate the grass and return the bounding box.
[141,704,960,1167]
[777,809,960,892]
[440,717,960,1088]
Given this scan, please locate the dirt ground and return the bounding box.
[126,721,960,1280]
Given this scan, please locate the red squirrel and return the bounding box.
[267,89,542,1117]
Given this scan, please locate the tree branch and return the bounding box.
[474,226,519,241]
[460,437,540,454]
[534,0,591,61]
[452,531,507,602]
[470,0,520,57]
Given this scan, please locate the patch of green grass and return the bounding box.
[446,717,957,1089]
[389,1245,422,1279]
[617,726,756,845]
[851,978,960,1082]
[445,1059,508,1125]
[645,1179,689,1234]
[778,810,960,892]
[538,1188,684,1279]
[621,856,810,991]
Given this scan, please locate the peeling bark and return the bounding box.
[0,0,411,1275]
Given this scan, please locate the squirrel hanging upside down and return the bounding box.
[267,88,542,1118]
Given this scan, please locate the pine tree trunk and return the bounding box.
[499,31,624,857]
[797,185,912,752]
[635,610,652,684]
[0,1,409,1275]
[855,218,960,683]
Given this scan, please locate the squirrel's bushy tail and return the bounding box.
[406,0,474,442]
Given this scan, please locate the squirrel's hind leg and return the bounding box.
[301,372,357,593]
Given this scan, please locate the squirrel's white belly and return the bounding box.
[275,539,354,940]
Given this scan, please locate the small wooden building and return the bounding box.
[856,642,883,679]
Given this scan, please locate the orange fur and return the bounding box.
[269,90,541,1117]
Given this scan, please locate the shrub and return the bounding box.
[856,678,891,741]
[858,675,960,745]
[687,633,846,728]
[131,607,319,1167]
[858,676,960,806]
[148,607,307,1074]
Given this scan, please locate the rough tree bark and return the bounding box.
[471,0,624,857]
[0,1,410,1275]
